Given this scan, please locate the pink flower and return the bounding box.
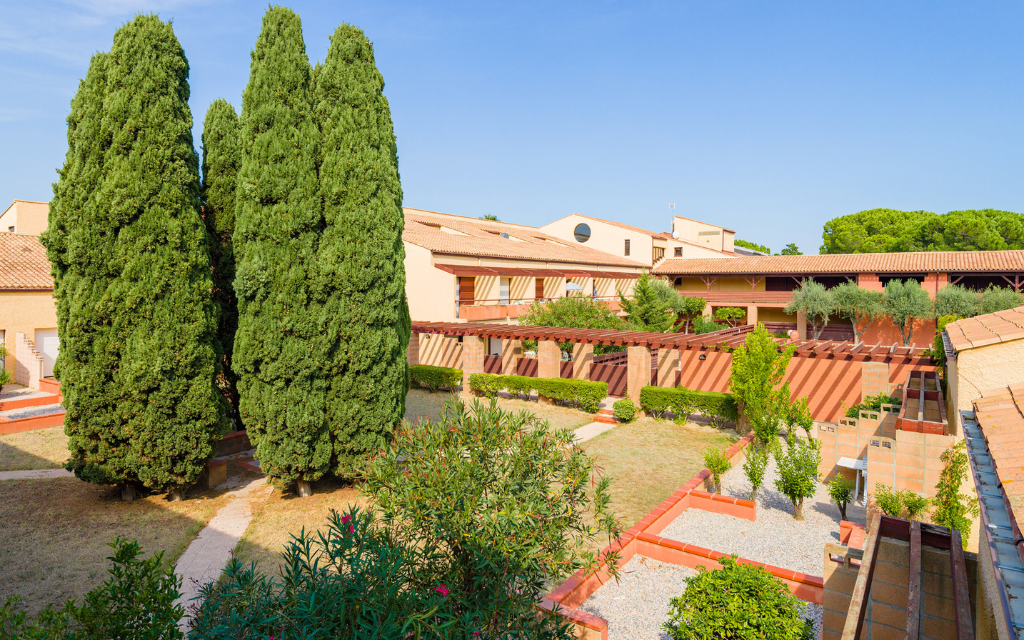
[349,525,355,533]
[434,583,449,597]
[341,515,351,524]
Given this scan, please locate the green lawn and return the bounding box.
[0,426,69,471]
[405,389,594,432]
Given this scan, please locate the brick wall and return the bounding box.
[406,333,420,366]
[866,430,956,499]
[861,360,890,397]
[501,339,521,375]
[571,342,593,380]
[418,334,462,368]
[655,347,680,388]
[626,346,652,407]
[14,332,43,389]
[461,335,486,390]
[822,546,859,639]
[537,340,561,379]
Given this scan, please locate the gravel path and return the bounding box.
[578,554,821,639]
[660,456,842,577]
[0,403,64,419]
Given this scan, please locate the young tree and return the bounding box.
[827,476,854,520]
[932,441,979,549]
[680,296,707,334]
[774,434,821,521]
[664,556,813,640]
[934,284,980,318]
[881,279,933,346]
[729,324,797,445]
[874,484,904,517]
[743,446,769,502]
[979,285,1024,315]
[619,272,674,332]
[702,447,731,494]
[314,24,410,475]
[234,7,326,495]
[364,397,622,637]
[713,306,746,327]
[785,279,837,340]
[832,281,882,344]
[46,16,227,501]
[201,99,241,426]
[901,491,930,521]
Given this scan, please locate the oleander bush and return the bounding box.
[663,555,814,640]
[640,386,739,427]
[409,365,463,392]
[468,373,607,413]
[613,398,637,423]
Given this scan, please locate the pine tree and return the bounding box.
[201,99,241,425]
[313,24,409,475]
[618,272,674,332]
[235,7,328,495]
[45,15,227,500]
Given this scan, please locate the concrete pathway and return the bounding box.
[572,421,618,443]
[0,468,73,481]
[174,475,273,629]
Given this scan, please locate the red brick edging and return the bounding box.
[0,411,65,435]
[542,431,825,638]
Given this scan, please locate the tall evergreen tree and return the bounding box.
[44,15,227,501]
[201,99,241,425]
[313,24,409,475]
[234,7,327,495]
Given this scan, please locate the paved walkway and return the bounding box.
[174,475,273,629]
[573,421,617,442]
[0,468,73,481]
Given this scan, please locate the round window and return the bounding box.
[573,223,591,243]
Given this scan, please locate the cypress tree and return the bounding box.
[234,7,327,495]
[201,99,241,425]
[313,24,409,475]
[46,15,227,501]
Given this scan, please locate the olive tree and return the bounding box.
[785,279,836,340]
[934,284,980,319]
[881,279,933,346]
[832,281,882,344]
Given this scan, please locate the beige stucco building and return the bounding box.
[0,203,58,389]
[944,306,1024,420]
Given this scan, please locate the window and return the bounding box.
[674,277,682,286]
[624,239,630,256]
[573,223,591,243]
[499,277,510,305]
[674,247,683,257]
[7,226,13,233]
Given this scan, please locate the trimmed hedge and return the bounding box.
[409,365,462,392]
[640,386,739,427]
[468,373,607,413]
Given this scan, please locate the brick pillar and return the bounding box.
[406,333,420,366]
[746,305,758,326]
[462,335,487,391]
[626,346,651,407]
[861,361,890,398]
[702,301,713,318]
[537,340,561,379]
[655,347,679,388]
[797,310,808,341]
[501,339,521,375]
[571,342,594,380]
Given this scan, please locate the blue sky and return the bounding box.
[2,1,1021,254]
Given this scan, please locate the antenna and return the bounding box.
[668,202,675,210]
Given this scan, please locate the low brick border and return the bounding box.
[542,431,826,638]
[0,411,65,435]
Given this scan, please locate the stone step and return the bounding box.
[593,414,617,425]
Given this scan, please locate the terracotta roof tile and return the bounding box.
[565,213,666,238]
[945,306,1024,352]
[653,250,1024,276]
[403,208,645,268]
[974,386,1024,518]
[0,233,53,290]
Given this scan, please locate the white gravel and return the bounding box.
[0,403,64,420]
[578,554,821,639]
[659,456,842,577]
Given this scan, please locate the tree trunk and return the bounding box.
[793,498,804,521]
[169,487,184,502]
[749,488,757,502]
[851,318,860,345]
[839,502,848,521]
[121,484,137,503]
[296,479,313,497]
[714,480,722,495]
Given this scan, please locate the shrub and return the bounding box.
[409,365,463,392]
[639,386,739,427]
[518,294,626,355]
[663,555,814,640]
[364,397,622,638]
[702,447,731,494]
[827,476,854,520]
[613,398,637,423]
[743,446,770,501]
[845,392,903,418]
[468,373,607,413]
[0,539,183,638]
[192,508,456,639]
[692,316,725,334]
[902,491,930,521]
[934,284,980,318]
[979,285,1024,315]
[774,434,821,521]
[729,324,799,445]
[874,483,904,517]
[932,440,979,548]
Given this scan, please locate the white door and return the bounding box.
[36,329,59,378]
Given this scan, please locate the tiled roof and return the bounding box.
[653,250,1024,275]
[403,208,645,268]
[0,234,53,290]
[973,384,1024,515]
[944,306,1024,352]
[559,213,666,239]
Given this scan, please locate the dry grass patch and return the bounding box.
[233,476,367,577]
[405,389,593,432]
[0,472,243,615]
[582,418,741,533]
[0,426,70,471]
